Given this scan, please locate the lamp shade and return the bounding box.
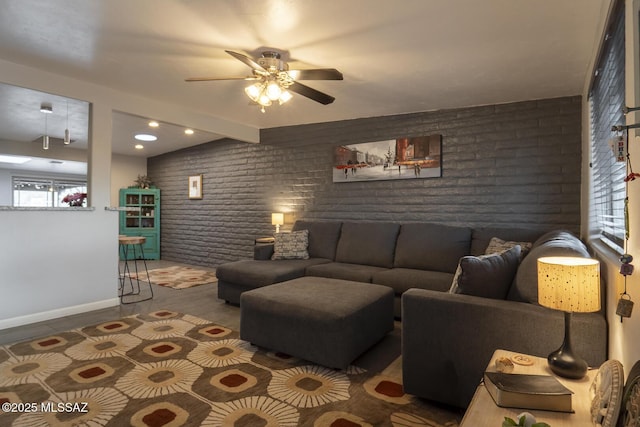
[537,256,600,313]
[271,212,284,226]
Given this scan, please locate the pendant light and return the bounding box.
[40,103,52,150]
[64,101,70,145]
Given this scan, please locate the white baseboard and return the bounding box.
[0,298,120,330]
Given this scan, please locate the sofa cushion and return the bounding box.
[272,230,309,260]
[485,237,532,260]
[335,222,400,268]
[470,227,545,256]
[216,258,330,288]
[507,230,591,303]
[292,220,342,260]
[449,245,521,299]
[372,268,454,295]
[394,223,471,273]
[305,262,388,283]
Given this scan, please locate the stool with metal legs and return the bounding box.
[118,235,153,304]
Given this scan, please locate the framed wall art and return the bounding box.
[188,175,203,199]
[333,134,442,182]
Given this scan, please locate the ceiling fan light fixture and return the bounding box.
[245,83,262,102]
[258,92,272,107]
[266,81,282,101]
[187,49,342,111]
[279,90,292,105]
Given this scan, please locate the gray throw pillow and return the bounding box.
[449,245,521,299]
[271,230,309,260]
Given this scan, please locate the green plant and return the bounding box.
[503,415,550,427]
[134,174,153,189]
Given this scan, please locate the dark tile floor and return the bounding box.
[0,259,402,375]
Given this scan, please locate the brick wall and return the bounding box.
[148,96,582,267]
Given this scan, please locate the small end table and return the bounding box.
[460,349,597,427]
[255,236,275,244]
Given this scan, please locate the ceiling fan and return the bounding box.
[185,50,343,111]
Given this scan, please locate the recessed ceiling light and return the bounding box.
[0,155,31,164]
[40,103,53,114]
[135,134,157,141]
[184,129,194,135]
[135,144,144,150]
[148,121,159,128]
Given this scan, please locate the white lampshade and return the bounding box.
[537,256,600,313]
[271,212,284,226]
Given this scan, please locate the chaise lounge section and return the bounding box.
[401,230,608,408]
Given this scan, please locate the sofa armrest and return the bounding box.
[401,288,606,408]
[254,244,274,260]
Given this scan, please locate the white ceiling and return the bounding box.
[0,0,610,169]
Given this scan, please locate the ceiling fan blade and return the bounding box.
[185,76,257,82]
[288,82,335,105]
[287,68,343,80]
[225,50,267,72]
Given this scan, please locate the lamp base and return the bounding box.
[547,348,588,379]
[547,311,588,379]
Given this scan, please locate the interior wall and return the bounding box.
[111,153,147,206]
[148,96,583,268]
[0,56,254,329]
[0,69,119,329]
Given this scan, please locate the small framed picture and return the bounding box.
[188,175,203,199]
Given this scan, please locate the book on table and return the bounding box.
[483,371,574,413]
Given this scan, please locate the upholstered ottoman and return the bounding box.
[240,276,394,369]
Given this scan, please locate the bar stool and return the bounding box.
[118,235,153,304]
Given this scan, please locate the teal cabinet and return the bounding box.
[119,188,160,260]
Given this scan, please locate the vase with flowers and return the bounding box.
[62,192,87,207]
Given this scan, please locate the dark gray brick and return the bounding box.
[148,96,582,268]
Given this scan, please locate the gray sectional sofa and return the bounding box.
[215,219,608,408]
[217,219,545,317]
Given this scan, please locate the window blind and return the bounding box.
[589,0,626,253]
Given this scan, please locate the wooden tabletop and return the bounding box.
[118,235,146,245]
[460,349,596,427]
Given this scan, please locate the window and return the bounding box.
[589,0,626,253]
[13,176,87,207]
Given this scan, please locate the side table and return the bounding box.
[255,236,275,244]
[460,349,596,427]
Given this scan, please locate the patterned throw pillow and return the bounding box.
[485,237,532,260]
[271,229,310,260]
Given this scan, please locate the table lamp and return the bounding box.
[271,212,284,234]
[537,256,600,379]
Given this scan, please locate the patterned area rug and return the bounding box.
[0,311,461,427]
[129,266,217,289]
